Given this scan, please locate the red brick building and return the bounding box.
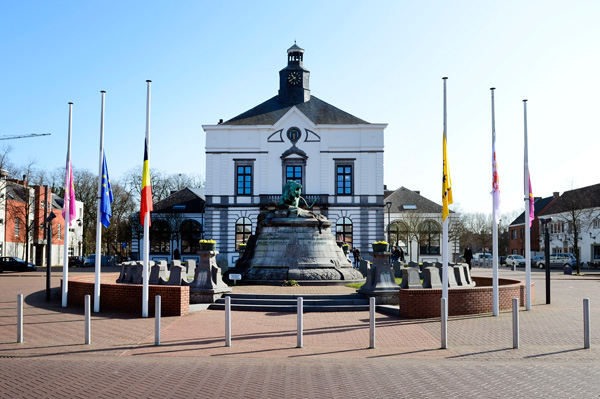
[508,195,557,256]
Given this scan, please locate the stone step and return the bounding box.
[220,293,366,300]
[215,298,369,306]
[209,303,370,312]
[208,293,371,312]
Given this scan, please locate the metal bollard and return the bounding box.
[512,298,519,349]
[369,297,376,349]
[584,298,590,349]
[85,295,91,345]
[17,294,23,344]
[441,297,447,349]
[155,295,161,346]
[297,297,303,348]
[225,296,231,347]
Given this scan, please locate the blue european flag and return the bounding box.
[101,151,114,227]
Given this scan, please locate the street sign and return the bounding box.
[229,273,242,284]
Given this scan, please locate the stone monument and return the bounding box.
[224,181,364,284]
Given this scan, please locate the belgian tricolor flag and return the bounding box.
[140,138,153,226]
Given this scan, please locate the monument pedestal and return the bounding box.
[190,250,231,303]
[358,252,400,305]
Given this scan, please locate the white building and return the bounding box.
[202,44,387,265]
[538,183,600,264]
[384,187,460,263]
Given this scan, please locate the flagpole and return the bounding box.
[94,91,106,313]
[491,88,499,316]
[524,99,532,311]
[142,80,152,318]
[442,77,449,315]
[62,102,73,308]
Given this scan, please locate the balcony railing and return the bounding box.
[259,194,329,208]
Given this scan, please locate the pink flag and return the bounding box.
[492,139,501,220]
[528,175,534,227]
[63,161,76,226]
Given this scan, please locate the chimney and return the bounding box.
[553,192,560,198]
[22,174,27,187]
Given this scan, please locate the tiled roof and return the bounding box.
[539,183,600,216]
[222,96,369,126]
[509,196,556,226]
[153,188,205,213]
[384,187,444,214]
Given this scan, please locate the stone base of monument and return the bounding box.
[225,209,365,285]
[189,250,231,303]
[357,252,400,305]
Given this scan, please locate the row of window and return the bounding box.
[13,218,62,240]
[233,217,442,255]
[235,163,354,196]
[148,220,203,254]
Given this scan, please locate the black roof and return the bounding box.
[222,95,369,126]
[539,183,600,216]
[153,188,205,214]
[509,196,555,226]
[384,187,445,214]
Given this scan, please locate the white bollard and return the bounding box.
[369,297,376,349]
[584,298,590,349]
[155,295,161,346]
[225,296,231,347]
[297,297,303,348]
[512,298,519,349]
[85,295,91,345]
[441,297,447,349]
[17,294,23,344]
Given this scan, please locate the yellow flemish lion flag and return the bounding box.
[442,129,453,221]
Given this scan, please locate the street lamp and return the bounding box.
[540,217,552,304]
[385,201,392,246]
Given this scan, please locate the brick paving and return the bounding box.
[0,266,600,398]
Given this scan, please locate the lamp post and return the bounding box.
[385,201,392,246]
[540,217,552,304]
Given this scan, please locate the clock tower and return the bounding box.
[278,42,310,104]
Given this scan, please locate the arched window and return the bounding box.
[336,217,353,247]
[150,220,171,254]
[235,217,252,250]
[390,221,409,249]
[181,220,202,254]
[419,220,441,255]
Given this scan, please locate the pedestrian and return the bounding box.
[464,245,473,270]
[392,246,401,265]
[399,246,405,263]
[173,246,181,261]
[352,247,361,269]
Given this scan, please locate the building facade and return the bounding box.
[384,187,460,263]
[1,178,83,266]
[131,188,205,263]
[537,183,600,264]
[508,195,557,256]
[202,44,386,265]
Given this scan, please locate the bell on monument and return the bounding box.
[225,181,364,284]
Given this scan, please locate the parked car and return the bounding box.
[474,253,492,259]
[535,253,576,269]
[506,254,526,267]
[68,256,85,267]
[84,254,116,267]
[531,255,545,268]
[0,256,37,272]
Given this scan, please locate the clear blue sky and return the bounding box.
[1,0,598,215]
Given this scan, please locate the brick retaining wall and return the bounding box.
[65,273,189,316]
[398,277,534,319]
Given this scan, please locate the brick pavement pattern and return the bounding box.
[1,266,600,398]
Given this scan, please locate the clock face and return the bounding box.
[287,71,301,85]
